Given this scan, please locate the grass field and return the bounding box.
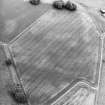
[0,0,105,43]
[0,0,51,43]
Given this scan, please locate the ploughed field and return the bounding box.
[8,8,101,104]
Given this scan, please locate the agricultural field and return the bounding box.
[0,0,105,105]
[0,0,51,42]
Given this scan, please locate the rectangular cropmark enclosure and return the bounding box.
[8,8,102,105]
